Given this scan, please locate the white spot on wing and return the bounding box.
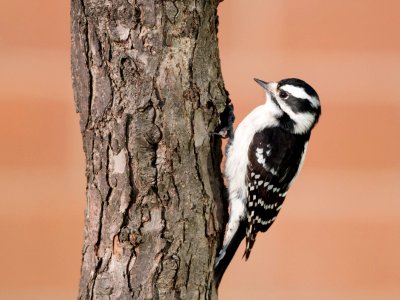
[266,145,272,156]
[270,168,278,175]
[255,149,267,168]
[260,216,277,226]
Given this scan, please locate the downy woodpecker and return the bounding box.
[215,78,321,287]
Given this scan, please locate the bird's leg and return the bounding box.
[210,99,235,141]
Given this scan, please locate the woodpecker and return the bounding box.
[214,78,321,287]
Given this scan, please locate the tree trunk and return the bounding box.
[71,0,229,299]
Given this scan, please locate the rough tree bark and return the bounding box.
[71,0,229,299]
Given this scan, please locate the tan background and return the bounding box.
[1,0,399,299]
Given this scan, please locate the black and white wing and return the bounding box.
[244,127,309,258]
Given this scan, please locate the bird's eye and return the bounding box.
[279,90,289,99]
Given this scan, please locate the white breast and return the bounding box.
[218,97,282,255]
[225,99,281,217]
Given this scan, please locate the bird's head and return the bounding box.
[255,78,321,134]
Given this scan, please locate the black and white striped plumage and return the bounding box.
[214,78,321,286]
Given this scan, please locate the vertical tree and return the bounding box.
[71,0,229,298]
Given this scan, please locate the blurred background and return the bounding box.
[0,0,399,299]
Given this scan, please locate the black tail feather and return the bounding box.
[214,221,246,288]
[244,227,257,260]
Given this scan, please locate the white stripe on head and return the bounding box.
[280,85,320,108]
[277,100,316,134]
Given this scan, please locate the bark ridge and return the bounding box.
[71,0,229,299]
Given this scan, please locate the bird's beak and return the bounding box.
[254,78,272,93]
